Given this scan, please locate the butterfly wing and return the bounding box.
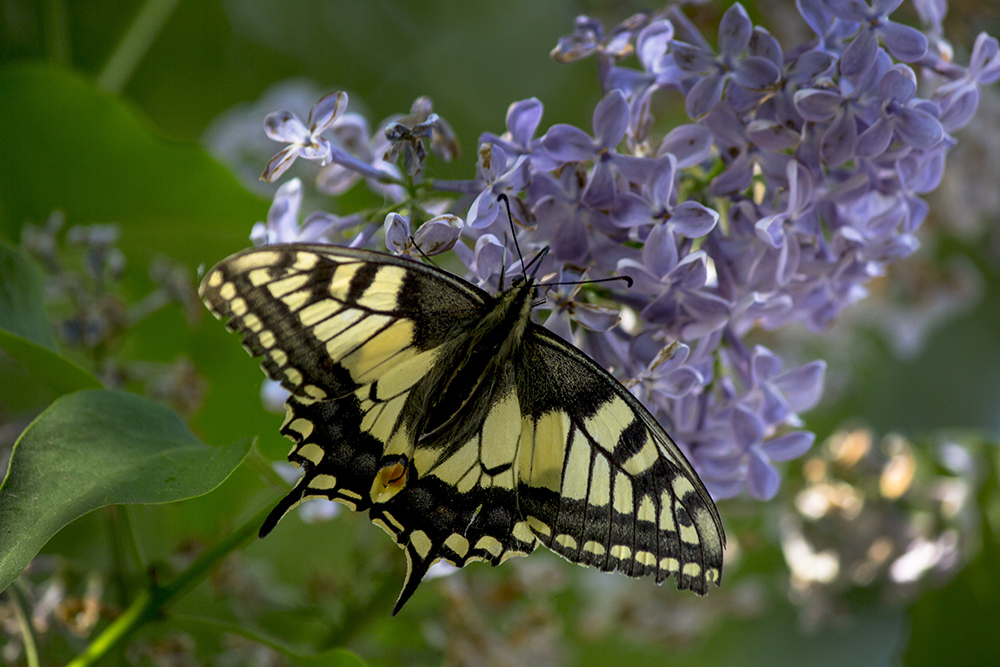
[515,326,725,594]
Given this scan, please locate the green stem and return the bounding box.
[96,0,182,94]
[66,501,274,667]
[8,580,41,667]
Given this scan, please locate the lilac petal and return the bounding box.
[479,143,508,181]
[670,41,716,73]
[658,366,702,397]
[747,446,781,500]
[308,91,347,132]
[747,119,800,150]
[544,311,574,342]
[383,213,411,253]
[264,111,308,143]
[840,29,879,79]
[681,293,730,337]
[751,345,782,381]
[703,104,746,148]
[467,189,500,229]
[298,212,336,243]
[268,178,303,232]
[260,145,299,182]
[611,192,655,228]
[797,0,831,37]
[881,21,928,62]
[794,89,843,121]
[734,56,781,90]
[648,155,677,210]
[593,90,629,149]
[674,251,708,288]
[643,222,678,278]
[658,124,713,167]
[249,222,269,246]
[774,360,826,411]
[613,154,659,186]
[541,124,595,162]
[939,87,980,132]
[685,70,727,118]
[854,117,894,157]
[732,405,764,447]
[298,136,331,162]
[895,108,943,149]
[507,98,543,146]
[617,258,666,294]
[582,161,617,208]
[880,65,916,102]
[474,234,505,281]
[749,26,782,63]
[636,20,673,69]
[552,215,589,263]
[762,432,815,462]
[825,0,868,20]
[820,109,858,167]
[718,3,753,58]
[787,49,835,85]
[413,215,462,255]
[828,172,870,203]
[572,303,621,331]
[710,153,754,196]
[670,201,718,237]
[971,33,1000,84]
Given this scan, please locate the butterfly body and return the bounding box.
[200,243,724,614]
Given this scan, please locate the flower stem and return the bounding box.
[97,0,182,94]
[8,580,41,667]
[66,501,274,667]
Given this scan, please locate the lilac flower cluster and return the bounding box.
[252,0,998,500]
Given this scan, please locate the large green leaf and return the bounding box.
[0,389,250,593]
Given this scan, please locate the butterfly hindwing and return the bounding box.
[515,327,725,594]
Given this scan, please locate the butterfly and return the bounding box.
[199,242,725,614]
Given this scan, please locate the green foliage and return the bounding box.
[0,389,250,592]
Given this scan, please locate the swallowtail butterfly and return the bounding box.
[200,242,725,613]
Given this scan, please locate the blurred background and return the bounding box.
[2,0,1000,665]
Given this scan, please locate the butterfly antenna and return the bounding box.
[409,235,436,265]
[541,275,634,289]
[497,194,526,276]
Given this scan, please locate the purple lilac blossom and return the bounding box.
[249,1,997,501]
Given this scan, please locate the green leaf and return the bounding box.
[0,64,267,265]
[0,241,56,350]
[0,242,102,397]
[275,647,366,667]
[0,389,250,593]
